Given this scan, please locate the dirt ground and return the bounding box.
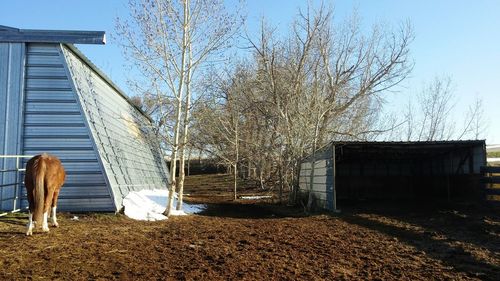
[0,174,499,280]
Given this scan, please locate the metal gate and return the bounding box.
[0,155,32,216]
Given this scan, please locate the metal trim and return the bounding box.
[0,25,105,45]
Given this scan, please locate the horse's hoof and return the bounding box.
[51,222,59,228]
[26,231,32,236]
[42,227,50,232]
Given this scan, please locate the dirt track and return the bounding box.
[0,174,499,280]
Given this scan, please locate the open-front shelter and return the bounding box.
[299,140,486,211]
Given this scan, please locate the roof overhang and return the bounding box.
[0,25,105,44]
[303,140,486,162]
[331,140,486,161]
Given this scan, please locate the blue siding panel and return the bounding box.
[19,43,113,212]
[0,43,25,211]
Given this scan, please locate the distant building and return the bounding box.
[0,25,169,212]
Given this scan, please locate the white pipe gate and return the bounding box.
[0,155,33,216]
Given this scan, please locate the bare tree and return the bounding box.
[400,76,487,141]
[116,0,242,216]
[247,4,412,209]
[415,76,456,141]
[458,95,488,140]
[190,3,413,210]
[190,66,246,200]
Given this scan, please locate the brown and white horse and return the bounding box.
[24,153,65,235]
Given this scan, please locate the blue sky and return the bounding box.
[1,0,499,143]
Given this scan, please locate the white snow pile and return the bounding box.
[122,189,206,221]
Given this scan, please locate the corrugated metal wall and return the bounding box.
[62,45,169,210]
[298,146,335,210]
[0,43,25,211]
[21,43,114,211]
[1,41,169,212]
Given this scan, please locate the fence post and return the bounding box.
[14,157,18,211]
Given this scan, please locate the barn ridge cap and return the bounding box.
[0,24,105,44]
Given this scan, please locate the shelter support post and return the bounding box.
[331,144,339,213]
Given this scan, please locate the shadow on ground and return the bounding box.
[0,212,27,226]
[198,202,306,219]
[340,213,499,280]
[336,200,500,280]
[199,198,499,279]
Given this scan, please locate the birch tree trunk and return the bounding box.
[164,0,189,217]
[233,120,239,201]
[306,112,322,212]
[176,45,193,211]
[117,0,243,216]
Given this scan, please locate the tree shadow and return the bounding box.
[340,211,500,280]
[198,203,306,219]
[0,213,27,226]
[339,199,500,258]
[0,219,26,226]
[0,231,25,238]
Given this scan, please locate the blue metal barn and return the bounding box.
[0,25,169,212]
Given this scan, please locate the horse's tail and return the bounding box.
[33,155,46,227]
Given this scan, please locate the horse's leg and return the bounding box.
[42,186,55,232]
[26,186,35,236]
[50,189,60,227]
[26,213,34,236]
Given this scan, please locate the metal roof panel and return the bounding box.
[0,25,105,44]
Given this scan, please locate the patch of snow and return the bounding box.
[122,189,206,221]
[239,195,273,200]
[487,157,500,163]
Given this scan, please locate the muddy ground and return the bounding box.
[0,174,499,280]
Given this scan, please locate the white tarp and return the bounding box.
[122,189,206,221]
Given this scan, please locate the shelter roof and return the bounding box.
[0,25,105,44]
[304,140,486,162]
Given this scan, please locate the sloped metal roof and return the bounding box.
[0,25,105,44]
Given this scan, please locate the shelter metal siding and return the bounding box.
[0,43,25,211]
[21,43,114,212]
[62,45,169,209]
[299,145,335,210]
